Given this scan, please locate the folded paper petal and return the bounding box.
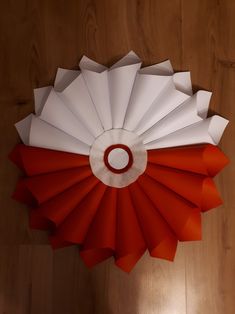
[50,182,107,248]
[135,81,190,135]
[145,163,222,211]
[29,175,99,227]
[29,209,53,230]
[9,144,90,176]
[138,174,201,240]
[115,188,146,272]
[12,178,35,206]
[59,74,104,137]
[80,188,117,267]
[129,182,178,260]
[124,74,172,131]
[54,68,79,92]
[141,90,211,142]
[24,166,92,204]
[79,56,112,130]
[40,89,94,145]
[34,86,52,114]
[30,116,90,155]
[146,116,228,149]
[147,144,229,177]
[15,114,33,145]
[109,51,141,128]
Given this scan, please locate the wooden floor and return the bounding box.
[0,0,235,313]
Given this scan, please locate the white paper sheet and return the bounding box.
[145,116,229,149]
[79,56,112,130]
[34,86,52,115]
[15,114,34,145]
[54,68,80,92]
[135,80,190,135]
[123,74,172,131]
[141,90,212,143]
[29,116,90,155]
[39,89,94,145]
[59,73,104,137]
[109,51,142,128]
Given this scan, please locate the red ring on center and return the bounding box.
[103,144,133,174]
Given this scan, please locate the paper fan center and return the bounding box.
[104,144,133,173]
[89,129,147,188]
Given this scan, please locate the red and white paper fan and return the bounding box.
[10,51,229,272]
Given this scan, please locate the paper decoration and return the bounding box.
[10,51,229,273]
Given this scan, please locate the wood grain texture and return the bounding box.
[0,0,234,313]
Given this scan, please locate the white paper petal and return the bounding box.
[54,68,80,92]
[15,114,34,145]
[173,72,193,95]
[79,55,107,72]
[146,116,229,149]
[110,51,140,69]
[59,74,104,137]
[139,60,173,75]
[39,89,94,145]
[135,80,190,135]
[29,116,90,155]
[79,57,112,130]
[142,90,212,143]
[34,86,52,115]
[109,51,142,128]
[123,74,172,131]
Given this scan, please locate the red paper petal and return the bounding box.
[138,174,201,241]
[80,188,117,267]
[9,144,24,170]
[24,166,92,204]
[129,182,178,261]
[9,144,89,176]
[145,163,222,211]
[49,182,107,248]
[29,175,99,227]
[29,209,53,230]
[148,144,229,177]
[115,188,146,272]
[12,178,35,206]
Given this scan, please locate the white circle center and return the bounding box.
[107,148,129,170]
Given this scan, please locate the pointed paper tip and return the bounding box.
[79,55,107,72]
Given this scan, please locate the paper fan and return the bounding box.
[10,51,229,273]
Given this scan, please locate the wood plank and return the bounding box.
[0,0,234,313]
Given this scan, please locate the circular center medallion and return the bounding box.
[89,129,147,188]
[104,144,133,173]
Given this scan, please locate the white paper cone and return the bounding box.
[123,74,172,131]
[59,74,104,137]
[109,51,141,128]
[39,89,94,145]
[142,90,212,143]
[54,68,80,92]
[146,116,229,149]
[34,86,52,115]
[15,114,34,145]
[139,60,173,75]
[79,56,112,130]
[135,80,190,135]
[173,72,193,95]
[29,116,90,155]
